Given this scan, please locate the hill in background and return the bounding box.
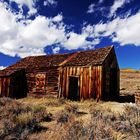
[120,68,140,96]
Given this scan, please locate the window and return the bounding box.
[35,73,46,93]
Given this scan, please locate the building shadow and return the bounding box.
[115,95,135,103]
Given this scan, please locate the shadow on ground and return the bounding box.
[115,95,135,103]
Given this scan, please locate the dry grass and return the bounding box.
[0,97,51,139]
[120,69,140,96]
[0,97,140,139]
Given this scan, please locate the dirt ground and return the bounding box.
[19,97,127,125]
[120,69,140,96]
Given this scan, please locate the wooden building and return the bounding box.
[0,46,119,100]
[59,46,120,101]
[0,69,27,98]
[0,53,74,98]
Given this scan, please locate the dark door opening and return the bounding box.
[68,76,79,101]
[110,68,117,100]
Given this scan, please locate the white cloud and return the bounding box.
[0,2,66,57]
[87,2,106,15]
[63,32,100,50]
[112,12,140,45]
[87,4,95,14]
[0,1,99,58]
[3,0,140,59]
[92,11,140,46]
[44,0,57,7]
[0,66,6,70]
[10,0,37,15]
[52,14,63,22]
[109,0,131,17]
[63,33,88,50]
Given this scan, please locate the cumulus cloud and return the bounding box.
[1,0,139,60]
[52,14,63,22]
[92,11,140,46]
[87,2,106,15]
[0,1,99,58]
[63,31,100,50]
[0,2,66,57]
[109,0,131,17]
[44,0,57,7]
[87,3,95,14]
[10,0,37,15]
[63,32,88,50]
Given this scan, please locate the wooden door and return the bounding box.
[110,68,117,99]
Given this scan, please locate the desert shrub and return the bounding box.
[123,104,140,137]
[1,97,140,140]
[58,98,66,104]
[13,112,35,128]
[0,97,13,107]
[1,119,30,140]
[56,110,69,124]
[31,105,47,122]
[87,103,140,140]
[0,98,49,140]
[42,113,53,122]
[44,97,63,107]
[89,103,103,118]
[88,122,114,140]
[88,109,114,140]
[65,121,87,140]
[32,105,46,113]
[64,104,79,114]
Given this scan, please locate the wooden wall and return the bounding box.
[0,77,10,97]
[0,47,119,100]
[102,48,120,100]
[59,66,102,100]
[60,48,119,101]
[0,69,27,98]
[27,67,59,96]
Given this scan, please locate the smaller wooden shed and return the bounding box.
[0,69,27,99]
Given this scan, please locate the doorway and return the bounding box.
[68,76,79,101]
[110,68,117,100]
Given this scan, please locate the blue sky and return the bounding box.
[0,0,140,69]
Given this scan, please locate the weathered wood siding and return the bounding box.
[0,69,27,98]
[0,46,119,100]
[102,48,120,100]
[60,66,102,100]
[0,77,10,97]
[27,67,59,96]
